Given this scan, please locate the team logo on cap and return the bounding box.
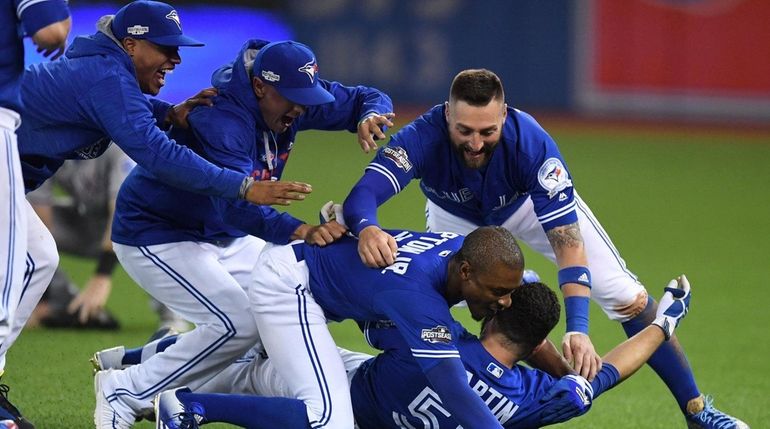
[127,25,150,35]
[298,60,318,83]
[165,10,181,30]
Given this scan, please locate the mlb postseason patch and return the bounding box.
[537,157,573,198]
[382,146,413,172]
[420,325,452,344]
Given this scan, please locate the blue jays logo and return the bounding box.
[298,60,318,83]
[537,157,573,199]
[165,10,181,30]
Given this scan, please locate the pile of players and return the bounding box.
[1,1,749,428]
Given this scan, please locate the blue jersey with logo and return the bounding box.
[343,105,577,235]
[112,39,393,246]
[17,20,247,198]
[352,320,562,429]
[300,230,507,428]
[0,0,69,112]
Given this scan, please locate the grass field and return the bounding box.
[6,117,770,428]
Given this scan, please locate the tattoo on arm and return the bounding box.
[546,222,583,251]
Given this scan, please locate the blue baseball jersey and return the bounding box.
[112,39,393,246]
[16,19,245,198]
[0,0,69,112]
[344,105,577,235]
[351,320,560,429]
[300,230,461,370]
[300,230,505,427]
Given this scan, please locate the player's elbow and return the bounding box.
[32,17,72,50]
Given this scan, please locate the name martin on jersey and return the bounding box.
[394,373,519,428]
[381,231,459,276]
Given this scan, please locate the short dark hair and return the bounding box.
[449,69,505,107]
[454,226,524,274]
[493,282,560,355]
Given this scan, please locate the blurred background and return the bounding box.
[25,0,770,125]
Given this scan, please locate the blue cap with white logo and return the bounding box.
[253,41,335,106]
[111,0,204,47]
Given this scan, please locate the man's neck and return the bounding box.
[480,333,519,369]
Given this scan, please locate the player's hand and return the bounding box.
[652,274,691,340]
[166,87,219,129]
[245,180,312,206]
[562,332,602,381]
[294,221,348,246]
[357,225,398,267]
[32,16,71,60]
[357,113,395,153]
[539,374,593,425]
[67,274,112,324]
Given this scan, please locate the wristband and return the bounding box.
[95,250,119,276]
[558,266,592,289]
[238,176,255,200]
[564,296,590,334]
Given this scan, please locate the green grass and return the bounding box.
[6,121,770,428]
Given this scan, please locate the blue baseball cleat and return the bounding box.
[155,387,204,429]
[686,395,749,429]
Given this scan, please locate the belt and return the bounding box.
[291,242,305,262]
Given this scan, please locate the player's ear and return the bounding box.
[122,37,137,56]
[444,101,450,121]
[252,76,266,98]
[459,260,472,280]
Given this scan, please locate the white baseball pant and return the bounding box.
[249,242,355,429]
[0,108,59,371]
[105,236,265,420]
[426,192,646,321]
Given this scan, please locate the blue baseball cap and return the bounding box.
[111,1,203,47]
[253,41,335,106]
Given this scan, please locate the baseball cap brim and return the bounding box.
[277,85,335,106]
[147,34,204,47]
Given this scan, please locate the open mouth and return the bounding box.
[155,67,173,86]
[281,115,295,129]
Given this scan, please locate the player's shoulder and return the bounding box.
[189,102,255,146]
[391,104,448,147]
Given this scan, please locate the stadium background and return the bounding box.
[14,0,770,427]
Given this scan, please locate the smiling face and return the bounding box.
[123,38,180,96]
[445,98,507,169]
[252,77,307,134]
[460,260,522,321]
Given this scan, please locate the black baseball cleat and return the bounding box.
[0,383,35,429]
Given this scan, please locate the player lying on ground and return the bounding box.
[99,275,692,428]
[341,68,747,429]
[98,226,525,428]
[93,38,394,429]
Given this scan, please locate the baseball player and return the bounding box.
[341,69,746,428]
[93,39,394,428]
[6,0,310,395]
[150,226,524,429]
[27,145,188,331]
[151,276,697,429]
[0,0,69,427]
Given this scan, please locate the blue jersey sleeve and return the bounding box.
[515,111,578,231]
[148,98,173,131]
[343,125,425,235]
[189,116,305,243]
[16,0,69,37]
[376,289,502,428]
[297,80,393,133]
[81,74,245,199]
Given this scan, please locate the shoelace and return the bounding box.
[692,396,738,429]
[0,384,21,417]
[175,412,199,429]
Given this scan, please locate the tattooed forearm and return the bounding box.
[546,222,583,251]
